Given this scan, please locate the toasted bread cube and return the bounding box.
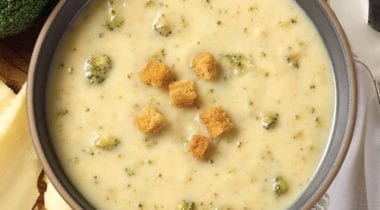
[169,80,197,108]
[191,52,217,80]
[134,106,165,134]
[139,60,174,88]
[188,134,209,159]
[200,106,233,138]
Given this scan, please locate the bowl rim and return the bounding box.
[28,0,89,209]
[27,0,357,209]
[294,1,357,209]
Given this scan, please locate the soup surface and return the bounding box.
[47,0,334,209]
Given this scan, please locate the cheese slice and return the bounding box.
[0,80,15,115]
[45,179,71,210]
[0,83,42,209]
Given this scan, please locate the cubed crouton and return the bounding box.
[191,52,217,80]
[200,106,233,138]
[139,60,174,88]
[188,134,209,159]
[134,106,165,134]
[169,80,197,108]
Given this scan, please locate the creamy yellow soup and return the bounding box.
[47,0,334,209]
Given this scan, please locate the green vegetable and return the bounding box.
[261,113,279,129]
[93,134,120,150]
[152,14,172,36]
[84,54,112,84]
[143,137,157,148]
[292,130,304,139]
[273,176,289,196]
[279,17,298,27]
[104,16,124,31]
[285,54,300,68]
[224,54,244,68]
[104,1,124,31]
[221,54,249,75]
[124,168,135,176]
[177,200,195,210]
[0,0,48,39]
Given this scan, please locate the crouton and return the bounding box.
[134,106,165,134]
[191,52,217,80]
[139,60,174,88]
[169,80,197,108]
[188,134,209,159]
[199,106,233,138]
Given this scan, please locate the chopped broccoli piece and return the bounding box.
[177,200,195,210]
[93,134,120,150]
[285,54,300,68]
[104,15,124,31]
[152,14,172,36]
[103,1,124,31]
[84,54,112,84]
[278,17,298,27]
[273,176,289,196]
[224,54,244,68]
[221,54,249,75]
[124,168,135,176]
[261,113,279,129]
[143,137,157,148]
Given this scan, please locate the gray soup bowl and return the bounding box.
[27,0,356,209]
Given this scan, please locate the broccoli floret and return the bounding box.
[93,134,120,150]
[273,176,289,196]
[152,14,172,36]
[84,54,112,84]
[177,200,195,210]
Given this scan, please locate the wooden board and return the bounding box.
[0,25,41,93]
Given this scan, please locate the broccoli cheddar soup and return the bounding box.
[47,0,335,209]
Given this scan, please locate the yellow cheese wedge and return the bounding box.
[45,179,71,210]
[0,80,15,114]
[0,83,42,209]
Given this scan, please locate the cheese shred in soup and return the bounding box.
[47,0,335,209]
